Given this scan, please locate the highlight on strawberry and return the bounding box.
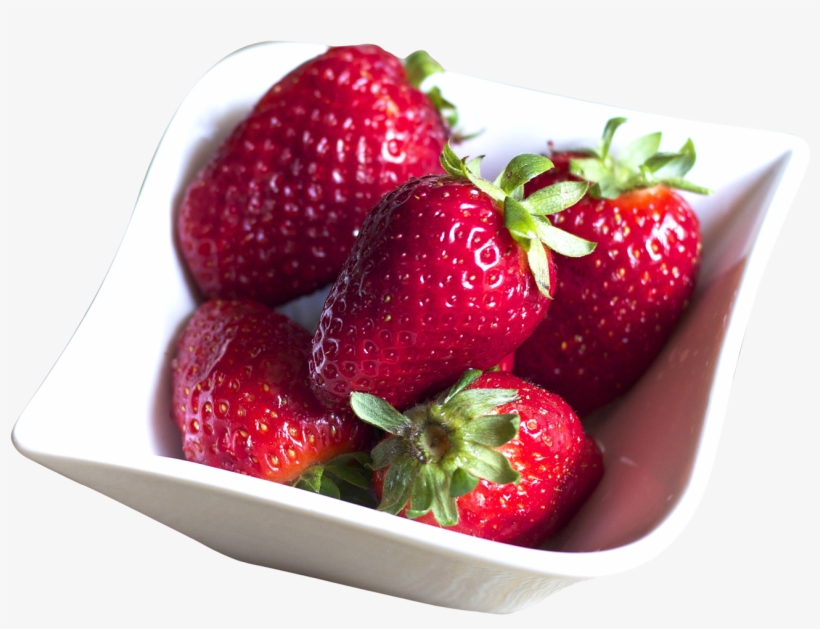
[177,45,454,309]
[309,143,596,412]
[350,369,603,547]
[515,118,709,416]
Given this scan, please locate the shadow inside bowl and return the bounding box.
[543,256,747,552]
[542,153,794,552]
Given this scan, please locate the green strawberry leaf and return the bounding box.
[446,387,519,420]
[318,475,341,499]
[440,141,467,178]
[650,139,698,177]
[599,116,627,159]
[462,443,521,485]
[337,483,377,508]
[504,197,539,240]
[430,468,458,526]
[590,177,622,200]
[449,468,480,498]
[497,154,554,195]
[409,463,436,516]
[404,51,461,130]
[350,392,409,435]
[523,181,589,216]
[327,451,371,467]
[294,452,375,508]
[524,237,552,297]
[465,155,484,178]
[570,157,609,183]
[620,132,662,170]
[462,413,520,447]
[426,86,459,129]
[467,172,506,204]
[659,177,712,194]
[441,368,483,404]
[404,50,445,89]
[645,138,696,178]
[379,454,418,514]
[294,466,323,493]
[440,143,506,202]
[371,435,406,470]
[324,464,370,489]
[535,219,597,257]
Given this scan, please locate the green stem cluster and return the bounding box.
[570,117,712,199]
[440,143,596,297]
[350,370,521,526]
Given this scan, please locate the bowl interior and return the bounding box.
[14,42,804,557]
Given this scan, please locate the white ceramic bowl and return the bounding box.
[11,42,808,614]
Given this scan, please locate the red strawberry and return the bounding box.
[178,45,451,308]
[171,299,374,499]
[515,118,708,416]
[309,144,595,411]
[350,370,603,547]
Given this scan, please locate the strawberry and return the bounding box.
[309,144,596,411]
[171,299,374,500]
[350,369,604,547]
[178,45,451,308]
[515,118,709,416]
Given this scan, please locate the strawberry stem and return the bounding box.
[404,50,460,131]
[404,50,445,89]
[350,370,522,526]
[439,142,596,296]
[571,117,713,199]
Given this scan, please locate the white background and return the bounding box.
[2,1,818,627]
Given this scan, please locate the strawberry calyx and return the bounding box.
[404,50,445,90]
[404,50,466,136]
[293,452,376,507]
[440,142,596,296]
[350,369,521,526]
[570,117,713,199]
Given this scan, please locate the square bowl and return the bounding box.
[11,41,808,614]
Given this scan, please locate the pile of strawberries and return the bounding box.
[171,45,709,548]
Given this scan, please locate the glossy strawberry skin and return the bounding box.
[178,45,448,308]
[171,299,373,483]
[374,372,603,547]
[515,153,701,416]
[309,175,555,411]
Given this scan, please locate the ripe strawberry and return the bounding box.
[351,370,604,547]
[309,144,596,411]
[171,299,374,499]
[178,45,451,308]
[515,118,709,416]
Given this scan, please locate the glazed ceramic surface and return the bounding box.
[12,42,808,613]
